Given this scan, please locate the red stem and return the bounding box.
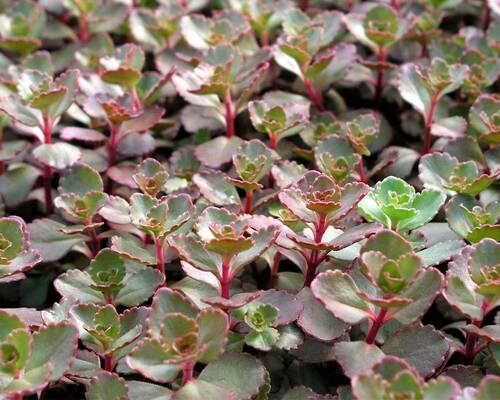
[483,0,491,30]
[422,94,439,155]
[366,308,388,344]
[304,216,328,287]
[224,93,235,138]
[107,122,119,167]
[10,393,22,400]
[154,238,165,282]
[221,258,231,299]
[87,224,100,257]
[42,115,53,214]
[357,161,368,183]
[304,78,324,111]
[78,16,90,43]
[300,0,309,11]
[244,190,253,214]
[104,354,114,372]
[182,363,194,385]
[269,134,277,150]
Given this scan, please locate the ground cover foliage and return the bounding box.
[0,0,498,399]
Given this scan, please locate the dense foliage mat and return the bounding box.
[0,0,498,399]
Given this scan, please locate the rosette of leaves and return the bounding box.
[228,0,291,46]
[54,164,108,257]
[228,139,273,213]
[468,94,499,145]
[358,176,446,233]
[54,249,163,307]
[132,158,169,198]
[311,230,444,344]
[248,95,309,149]
[99,44,147,109]
[345,4,410,101]
[399,58,469,154]
[180,10,258,53]
[129,2,185,51]
[126,288,228,385]
[419,153,499,196]
[0,216,41,282]
[299,112,341,148]
[446,195,499,243]
[230,292,304,352]
[314,135,361,183]
[173,43,270,139]
[0,66,80,213]
[274,170,378,286]
[0,0,45,55]
[444,239,500,359]
[168,207,278,299]
[61,0,129,43]
[0,310,77,397]
[406,8,442,57]
[129,191,194,277]
[70,304,148,372]
[351,356,461,400]
[81,90,165,166]
[273,9,355,110]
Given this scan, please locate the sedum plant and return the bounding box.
[0,216,41,282]
[169,207,278,298]
[0,310,77,398]
[126,288,228,385]
[0,0,496,398]
[358,176,446,234]
[311,230,444,344]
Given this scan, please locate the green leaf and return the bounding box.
[60,164,103,195]
[399,64,432,117]
[33,142,81,170]
[26,323,77,381]
[198,352,267,400]
[296,288,347,342]
[382,325,449,378]
[311,270,373,324]
[0,164,40,207]
[126,338,181,383]
[193,172,241,206]
[175,380,236,400]
[197,308,229,363]
[29,219,86,262]
[333,341,385,378]
[86,372,128,400]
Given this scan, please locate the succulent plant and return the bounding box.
[0,1,496,398]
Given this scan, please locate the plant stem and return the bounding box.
[268,252,281,288]
[221,258,231,299]
[304,216,327,287]
[154,238,165,282]
[269,134,277,150]
[357,160,368,183]
[87,224,100,257]
[104,354,113,372]
[482,0,491,30]
[304,78,324,111]
[300,0,309,11]
[107,122,119,167]
[244,190,253,214]
[78,16,89,43]
[182,363,194,385]
[10,393,22,400]
[422,94,439,155]
[365,308,388,344]
[224,93,235,138]
[42,115,53,214]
